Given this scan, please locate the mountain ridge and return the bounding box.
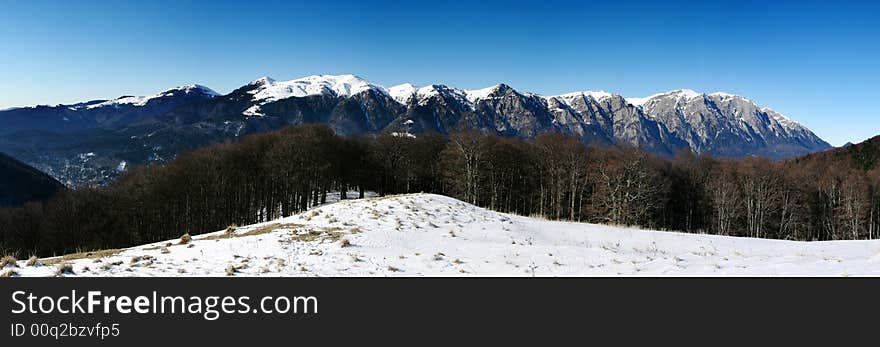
[0,74,832,186]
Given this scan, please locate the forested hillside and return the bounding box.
[0,124,873,257]
[792,135,880,171]
[0,152,65,207]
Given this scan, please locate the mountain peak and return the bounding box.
[387,83,420,103]
[557,90,614,102]
[247,74,380,102]
[465,83,513,102]
[250,77,276,86]
[162,84,220,97]
[241,74,385,117]
[83,84,218,110]
[626,89,703,107]
[667,89,703,99]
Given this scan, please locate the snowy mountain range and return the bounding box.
[204,74,829,158]
[0,74,831,186]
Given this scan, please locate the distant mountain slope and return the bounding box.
[0,74,831,186]
[0,85,218,135]
[0,152,65,207]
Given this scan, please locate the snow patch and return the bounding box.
[626,89,703,107]
[552,91,615,107]
[387,83,442,105]
[762,107,802,129]
[464,84,505,103]
[247,74,381,103]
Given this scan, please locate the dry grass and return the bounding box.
[42,249,122,266]
[55,263,74,276]
[339,238,352,247]
[1,255,18,268]
[130,255,154,264]
[179,233,192,245]
[205,223,301,241]
[387,265,401,272]
[25,256,40,267]
[0,269,17,277]
[285,226,346,244]
[225,265,236,276]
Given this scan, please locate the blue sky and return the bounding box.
[1,0,878,146]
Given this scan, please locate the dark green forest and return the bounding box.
[2,124,879,258]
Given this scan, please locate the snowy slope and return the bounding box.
[242,74,384,116]
[84,84,219,109]
[555,90,614,103]
[387,83,446,105]
[8,193,880,277]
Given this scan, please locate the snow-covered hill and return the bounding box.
[6,194,880,277]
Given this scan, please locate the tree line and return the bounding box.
[2,124,878,257]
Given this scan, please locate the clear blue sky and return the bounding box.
[1,0,878,146]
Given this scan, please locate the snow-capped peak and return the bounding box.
[173,84,220,97]
[709,91,736,98]
[248,74,381,102]
[708,92,756,104]
[625,89,704,107]
[556,90,614,102]
[85,84,218,109]
[249,76,276,86]
[387,83,419,101]
[387,83,444,105]
[242,74,386,117]
[464,84,509,103]
[666,89,703,99]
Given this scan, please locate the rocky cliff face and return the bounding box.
[632,90,830,158]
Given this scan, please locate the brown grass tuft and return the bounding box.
[179,233,192,245]
[42,249,121,266]
[25,256,40,267]
[225,224,238,235]
[55,263,74,276]
[205,223,300,241]
[1,255,18,268]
